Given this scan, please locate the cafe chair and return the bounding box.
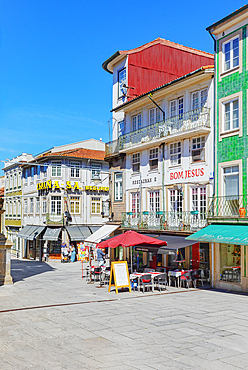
[192,270,204,288]
[180,272,193,289]
[92,267,102,282]
[156,273,168,292]
[140,274,152,293]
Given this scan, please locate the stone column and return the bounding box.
[0,233,13,285]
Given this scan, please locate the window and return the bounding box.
[42,198,47,214]
[192,187,206,216]
[223,166,239,196]
[118,68,127,97]
[5,176,9,190]
[91,197,101,214]
[70,196,80,214]
[10,175,13,190]
[223,99,239,132]
[70,162,80,178]
[91,163,101,180]
[5,202,8,217]
[220,244,241,283]
[192,137,205,162]
[192,88,208,110]
[14,173,17,189]
[51,161,62,177]
[36,197,40,214]
[17,200,21,217]
[31,167,35,182]
[51,196,61,215]
[24,169,28,184]
[170,97,183,118]
[170,142,181,166]
[149,107,161,124]
[114,173,123,201]
[37,166,40,180]
[9,201,12,217]
[13,201,16,217]
[170,189,183,213]
[18,172,21,188]
[43,164,48,178]
[149,148,158,170]
[149,191,160,214]
[118,120,125,136]
[24,199,28,214]
[132,192,140,214]
[132,114,141,131]
[223,36,239,72]
[30,198,34,214]
[132,153,140,172]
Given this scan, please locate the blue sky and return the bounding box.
[0,0,246,174]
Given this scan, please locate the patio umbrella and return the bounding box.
[96,230,167,272]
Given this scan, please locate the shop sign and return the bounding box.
[37,180,80,191]
[132,177,157,185]
[169,168,205,180]
[85,186,109,192]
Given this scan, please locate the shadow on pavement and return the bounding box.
[10,258,56,283]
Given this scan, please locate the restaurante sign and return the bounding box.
[170,168,205,180]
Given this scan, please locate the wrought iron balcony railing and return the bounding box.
[121,211,207,232]
[46,213,64,225]
[106,107,210,157]
[207,195,248,218]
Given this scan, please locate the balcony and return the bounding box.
[106,107,210,158]
[46,213,64,226]
[207,195,248,223]
[121,211,207,232]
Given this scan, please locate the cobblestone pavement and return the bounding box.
[0,258,248,369]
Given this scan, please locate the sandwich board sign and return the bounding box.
[108,261,131,294]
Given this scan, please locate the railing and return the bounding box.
[106,107,210,157]
[207,195,248,218]
[46,213,64,225]
[121,211,207,232]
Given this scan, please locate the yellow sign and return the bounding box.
[108,261,131,294]
[85,186,109,192]
[37,180,80,191]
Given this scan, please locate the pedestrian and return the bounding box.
[70,245,76,263]
[96,247,105,267]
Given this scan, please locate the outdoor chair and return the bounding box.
[192,270,204,288]
[92,267,102,282]
[156,273,168,292]
[180,272,193,289]
[140,274,152,293]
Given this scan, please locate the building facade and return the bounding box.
[198,5,248,292]
[4,153,34,258]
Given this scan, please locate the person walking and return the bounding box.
[70,245,76,263]
[96,247,105,267]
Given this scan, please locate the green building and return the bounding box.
[189,5,248,292]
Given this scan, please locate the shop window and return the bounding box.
[192,137,205,162]
[132,114,141,131]
[149,148,158,170]
[70,196,80,214]
[70,162,80,178]
[91,197,101,214]
[51,161,62,177]
[220,244,241,283]
[114,173,123,201]
[132,153,140,173]
[149,107,161,125]
[169,142,181,166]
[223,36,239,72]
[51,196,61,215]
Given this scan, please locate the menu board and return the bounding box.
[108,261,131,294]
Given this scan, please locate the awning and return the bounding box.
[88,226,101,234]
[156,235,195,250]
[43,227,62,241]
[186,224,248,245]
[66,226,91,241]
[84,224,120,244]
[18,225,36,239]
[27,226,45,241]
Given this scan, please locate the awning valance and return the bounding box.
[66,226,91,241]
[43,227,61,241]
[85,224,120,244]
[186,224,248,245]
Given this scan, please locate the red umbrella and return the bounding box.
[96,230,167,249]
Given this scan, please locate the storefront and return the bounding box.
[187,224,248,292]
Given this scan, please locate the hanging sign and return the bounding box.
[108,261,131,294]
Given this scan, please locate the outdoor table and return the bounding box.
[130,272,162,292]
[168,270,182,288]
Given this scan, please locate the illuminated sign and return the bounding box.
[169,168,205,180]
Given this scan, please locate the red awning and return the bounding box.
[96,230,167,249]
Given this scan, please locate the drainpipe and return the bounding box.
[211,242,214,288]
[162,144,165,213]
[148,94,165,121]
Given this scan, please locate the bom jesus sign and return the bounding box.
[170,168,205,180]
